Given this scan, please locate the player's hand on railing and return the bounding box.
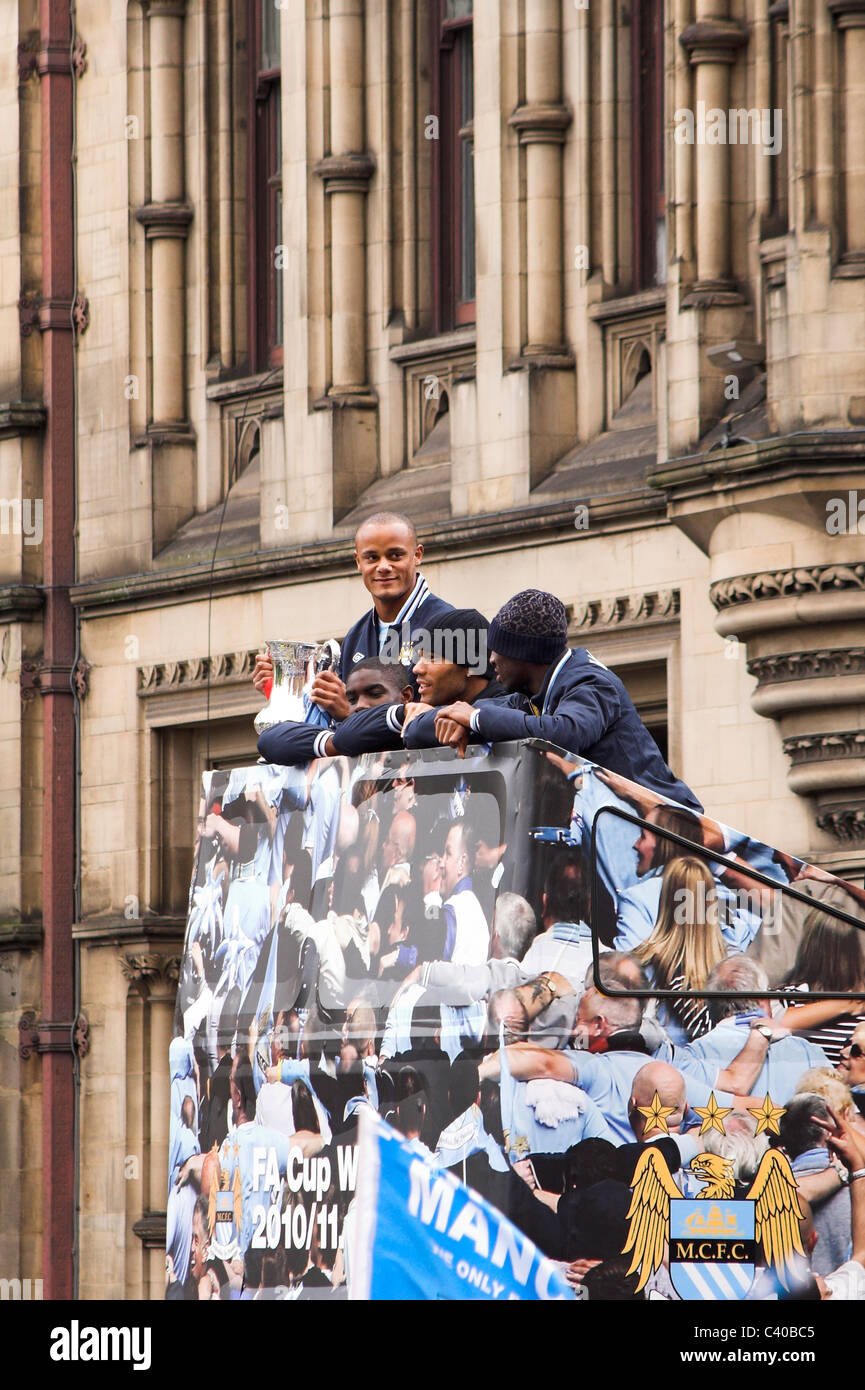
[435,700,474,728]
[401,700,434,728]
[434,716,470,758]
[434,703,473,758]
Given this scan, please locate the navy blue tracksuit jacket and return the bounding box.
[404,647,702,811]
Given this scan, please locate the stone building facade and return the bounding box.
[1,0,863,1299]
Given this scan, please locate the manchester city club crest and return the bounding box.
[622,1092,804,1301]
[669,1195,755,1301]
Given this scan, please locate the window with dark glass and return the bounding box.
[251,0,283,368]
[433,0,476,330]
[631,0,665,290]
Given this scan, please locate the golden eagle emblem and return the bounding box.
[623,1095,805,1296]
[689,1152,736,1200]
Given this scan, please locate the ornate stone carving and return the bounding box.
[120,953,164,984]
[782,731,865,765]
[748,648,865,684]
[17,34,38,85]
[816,807,865,843]
[72,291,90,335]
[710,564,865,610]
[19,661,41,701]
[71,34,88,79]
[121,953,182,996]
[18,292,40,337]
[73,657,91,700]
[569,589,680,634]
[162,955,182,987]
[137,649,257,695]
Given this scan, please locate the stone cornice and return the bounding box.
[68,495,668,616]
[783,731,865,765]
[570,588,680,634]
[710,563,865,610]
[748,648,865,685]
[816,807,865,843]
[649,430,865,495]
[137,649,258,696]
[72,914,186,945]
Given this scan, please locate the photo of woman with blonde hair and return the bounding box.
[634,855,727,1044]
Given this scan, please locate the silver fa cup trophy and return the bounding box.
[253,638,341,735]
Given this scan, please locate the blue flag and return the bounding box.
[351,1110,575,1301]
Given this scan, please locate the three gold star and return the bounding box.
[693,1092,733,1136]
[637,1089,677,1135]
[748,1093,786,1136]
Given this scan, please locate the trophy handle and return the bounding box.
[313,638,341,675]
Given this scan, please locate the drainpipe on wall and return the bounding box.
[37,0,78,1301]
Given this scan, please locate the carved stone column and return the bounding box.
[665,4,752,456]
[596,0,618,289]
[828,0,865,273]
[679,8,748,293]
[316,0,374,395]
[316,155,376,393]
[813,0,835,228]
[311,0,378,521]
[508,0,571,357]
[503,0,575,491]
[138,0,193,426]
[672,0,696,275]
[121,952,182,1300]
[134,0,196,553]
